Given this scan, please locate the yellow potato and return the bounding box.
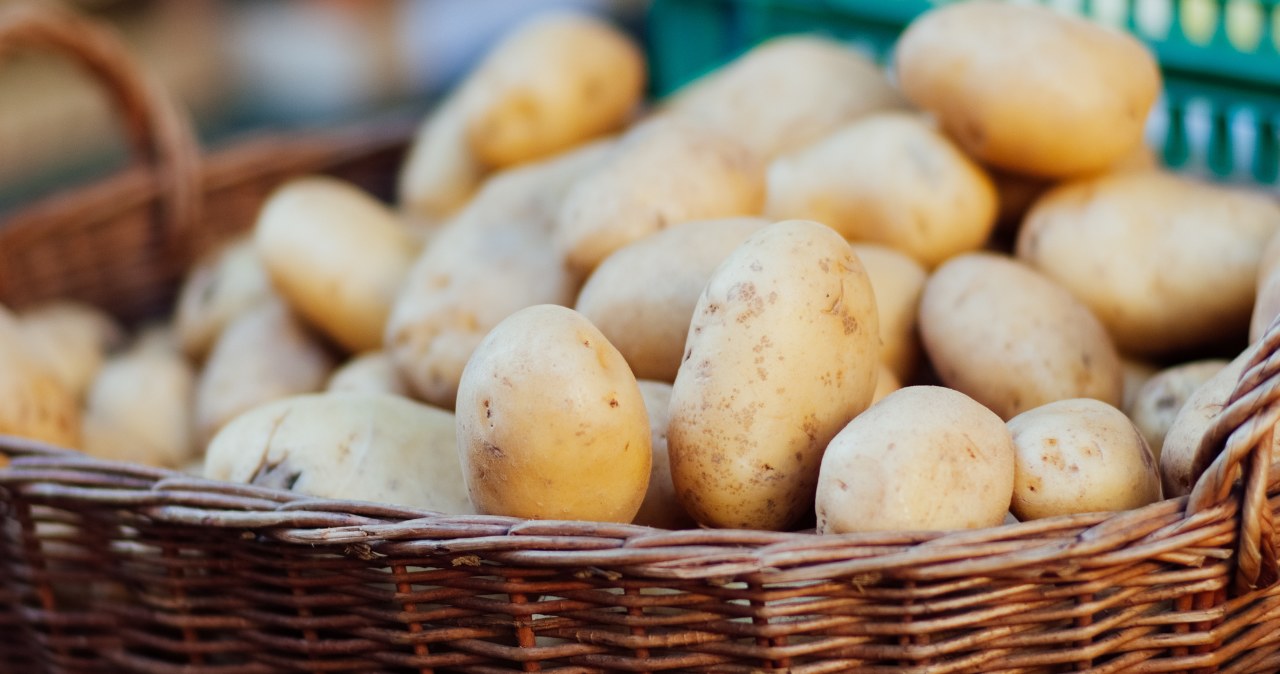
[1160,346,1253,497]
[817,386,1015,533]
[851,243,927,382]
[0,306,79,448]
[872,364,901,404]
[919,253,1122,419]
[398,92,488,222]
[896,1,1160,177]
[765,113,997,268]
[1127,360,1228,463]
[17,301,123,400]
[175,236,273,360]
[455,305,650,522]
[81,341,196,468]
[668,220,879,530]
[574,217,771,382]
[326,351,408,397]
[632,380,696,530]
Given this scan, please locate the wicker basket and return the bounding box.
[5,5,1280,673]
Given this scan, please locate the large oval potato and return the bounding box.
[17,301,123,400]
[665,35,907,161]
[1017,171,1280,356]
[668,220,879,531]
[1127,360,1228,463]
[256,176,420,353]
[895,0,1160,177]
[82,340,196,468]
[817,386,1014,533]
[574,217,771,382]
[555,116,765,276]
[632,380,696,530]
[204,393,470,514]
[455,305,651,523]
[765,113,997,268]
[0,306,79,448]
[851,243,927,382]
[919,253,1123,419]
[175,236,273,360]
[1160,346,1253,497]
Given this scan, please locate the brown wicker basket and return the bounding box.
[5,5,1280,673]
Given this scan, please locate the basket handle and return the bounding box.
[1186,316,1280,596]
[0,3,200,237]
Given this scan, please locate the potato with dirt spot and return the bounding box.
[175,236,273,361]
[816,386,1014,533]
[668,220,879,531]
[1127,360,1228,462]
[0,306,80,448]
[456,305,651,522]
[850,243,927,382]
[632,380,697,529]
[17,301,123,400]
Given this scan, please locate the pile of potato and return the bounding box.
[3,2,1279,536]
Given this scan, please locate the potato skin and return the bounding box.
[455,305,651,523]
[17,301,124,400]
[175,237,273,361]
[0,307,80,448]
[1160,347,1253,497]
[575,217,770,382]
[632,380,697,530]
[850,243,927,382]
[668,220,879,531]
[1127,360,1227,462]
[1017,172,1280,356]
[82,342,196,468]
[895,0,1160,177]
[816,386,1015,533]
[326,351,409,397]
[919,253,1122,420]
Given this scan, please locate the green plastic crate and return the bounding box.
[647,0,1280,184]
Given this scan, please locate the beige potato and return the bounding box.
[175,236,273,360]
[256,176,420,353]
[1250,229,1280,342]
[17,301,123,400]
[1018,171,1280,356]
[194,300,335,444]
[632,380,696,530]
[0,306,79,448]
[1121,359,1160,413]
[574,217,771,382]
[765,113,997,268]
[851,243,928,382]
[895,1,1160,177]
[816,386,1015,533]
[456,305,650,522]
[872,364,901,404]
[204,393,470,514]
[326,351,408,397]
[919,253,1122,419]
[81,341,196,468]
[1160,346,1253,497]
[669,220,880,531]
[398,92,488,222]
[1008,399,1161,520]
[665,35,907,161]
[386,142,611,409]
[1128,360,1228,463]
[555,116,765,276]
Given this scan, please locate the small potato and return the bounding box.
[1121,358,1160,413]
[456,305,651,522]
[669,220,879,531]
[1127,360,1228,462]
[851,243,927,382]
[81,341,196,468]
[175,236,273,360]
[665,35,907,161]
[919,253,1122,419]
[1008,399,1161,520]
[0,306,79,448]
[895,1,1160,177]
[194,300,335,444]
[1018,172,1280,356]
[575,217,771,382]
[555,116,765,276]
[632,380,696,530]
[765,113,997,268]
[872,364,901,404]
[17,301,123,400]
[204,393,470,514]
[256,176,420,353]
[326,351,408,397]
[817,386,1015,533]
[398,92,488,222]
[1160,346,1253,497]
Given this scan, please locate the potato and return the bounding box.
[1008,399,1161,520]
[1121,358,1160,413]
[851,243,927,382]
[17,301,123,400]
[204,393,470,514]
[574,217,771,382]
[386,141,611,409]
[326,351,408,397]
[1250,229,1280,342]
[1127,360,1228,463]
[256,176,420,353]
[668,220,879,530]
[175,236,273,360]
[555,116,765,276]
[765,113,997,268]
[81,341,196,468]
[816,386,1014,533]
[1017,171,1280,356]
[0,306,79,447]
[1160,346,1253,497]
[455,305,650,522]
[632,380,696,530]
[872,364,901,404]
[895,1,1160,178]
[665,35,907,161]
[919,253,1122,420]
[194,300,334,444]
[398,92,488,222]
